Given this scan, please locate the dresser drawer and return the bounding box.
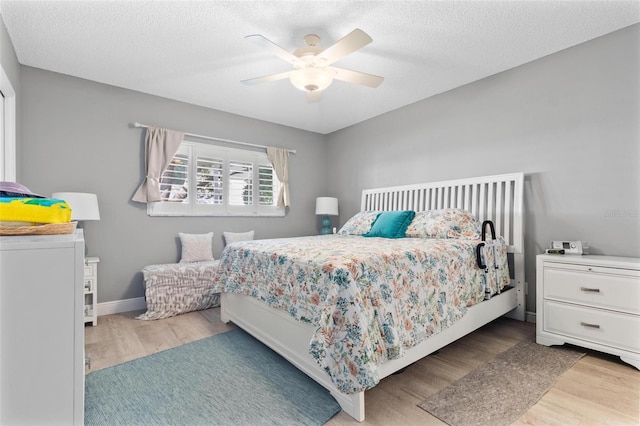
[544,266,640,314]
[543,300,640,353]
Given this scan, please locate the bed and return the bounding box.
[215,172,525,422]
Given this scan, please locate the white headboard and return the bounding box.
[361,172,526,320]
[361,172,524,254]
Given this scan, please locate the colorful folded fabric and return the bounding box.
[0,197,72,224]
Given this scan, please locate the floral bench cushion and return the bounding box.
[137,260,221,320]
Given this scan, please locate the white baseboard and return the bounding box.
[97,297,146,316]
[526,311,536,323]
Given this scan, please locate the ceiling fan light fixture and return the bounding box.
[243,29,383,100]
[290,68,334,92]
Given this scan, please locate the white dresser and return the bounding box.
[0,230,85,425]
[536,254,640,369]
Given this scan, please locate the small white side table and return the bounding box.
[84,256,99,326]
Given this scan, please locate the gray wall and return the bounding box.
[0,16,19,89]
[18,67,327,303]
[326,24,640,314]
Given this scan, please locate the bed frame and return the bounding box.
[221,172,525,422]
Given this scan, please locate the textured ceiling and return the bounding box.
[1,1,639,134]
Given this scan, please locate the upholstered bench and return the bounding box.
[136,260,221,320]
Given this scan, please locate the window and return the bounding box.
[148,140,283,216]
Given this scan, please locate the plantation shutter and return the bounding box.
[258,164,278,206]
[159,152,188,202]
[228,160,253,206]
[196,155,223,205]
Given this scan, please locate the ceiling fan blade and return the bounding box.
[241,71,291,86]
[329,67,384,88]
[245,34,302,67]
[306,91,322,103]
[314,29,372,66]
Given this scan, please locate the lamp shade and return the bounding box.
[51,192,100,221]
[290,68,334,92]
[315,197,339,216]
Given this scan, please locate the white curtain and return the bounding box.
[132,127,184,203]
[266,147,290,208]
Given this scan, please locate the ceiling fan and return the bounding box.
[241,29,384,102]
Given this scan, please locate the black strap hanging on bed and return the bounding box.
[480,220,496,242]
[476,220,501,299]
[476,220,496,270]
[476,242,487,270]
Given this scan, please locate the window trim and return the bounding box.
[147,140,284,217]
[0,65,16,181]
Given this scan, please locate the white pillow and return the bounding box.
[337,211,381,235]
[223,230,255,246]
[178,232,214,263]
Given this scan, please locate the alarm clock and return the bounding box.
[550,240,589,255]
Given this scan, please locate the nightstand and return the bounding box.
[536,254,640,369]
[84,256,99,326]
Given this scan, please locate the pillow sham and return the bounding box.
[405,208,481,239]
[337,210,381,235]
[223,230,255,246]
[363,210,415,239]
[179,232,214,263]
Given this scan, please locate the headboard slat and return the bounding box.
[503,180,512,245]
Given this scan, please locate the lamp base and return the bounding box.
[320,216,332,235]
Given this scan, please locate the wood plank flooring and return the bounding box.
[85,309,639,425]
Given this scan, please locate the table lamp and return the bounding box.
[51,192,101,225]
[315,197,338,235]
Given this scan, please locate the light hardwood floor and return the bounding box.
[85,309,639,425]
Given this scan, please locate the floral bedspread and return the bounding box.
[213,235,510,394]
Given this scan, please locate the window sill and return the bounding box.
[147,211,285,217]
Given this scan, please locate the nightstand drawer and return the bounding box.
[544,301,640,353]
[544,267,640,314]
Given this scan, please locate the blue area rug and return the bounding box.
[85,328,341,425]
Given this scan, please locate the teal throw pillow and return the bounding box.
[363,210,416,238]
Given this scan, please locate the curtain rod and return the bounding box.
[131,122,296,155]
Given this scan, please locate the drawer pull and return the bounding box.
[580,287,600,293]
[580,321,600,329]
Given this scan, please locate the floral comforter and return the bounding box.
[213,235,510,394]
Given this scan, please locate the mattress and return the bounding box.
[214,234,510,394]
